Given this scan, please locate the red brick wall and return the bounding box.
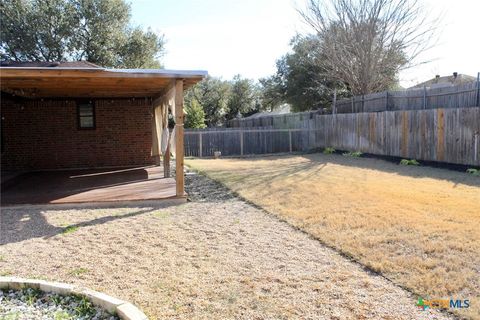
[1,96,155,170]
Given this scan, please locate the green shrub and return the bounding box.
[323,147,336,154]
[466,168,480,176]
[62,225,78,234]
[184,98,206,129]
[23,288,41,306]
[342,151,362,158]
[73,296,96,317]
[54,311,72,320]
[400,159,420,166]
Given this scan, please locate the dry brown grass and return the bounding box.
[186,154,480,319]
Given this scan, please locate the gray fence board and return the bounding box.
[334,81,479,113]
[185,107,480,166]
[228,78,480,129]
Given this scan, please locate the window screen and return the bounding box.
[77,101,95,129]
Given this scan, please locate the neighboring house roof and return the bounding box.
[0,61,207,99]
[0,60,101,68]
[409,73,477,89]
[244,104,291,119]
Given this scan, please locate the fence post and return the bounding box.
[362,95,365,112]
[240,130,244,156]
[351,96,354,113]
[456,82,460,108]
[476,72,480,107]
[289,130,292,153]
[332,88,337,114]
[264,130,267,154]
[475,133,478,164]
[423,85,427,109]
[198,133,203,157]
[385,91,389,111]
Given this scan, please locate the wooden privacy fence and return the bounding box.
[185,127,299,157]
[185,107,480,166]
[228,76,480,128]
[334,79,480,113]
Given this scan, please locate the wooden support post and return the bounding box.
[199,133,203,157]
[153,80,176,178]
[164,139,170,178]
[240,130,244,156]
[174,80,185,197]
[151,105,159,166]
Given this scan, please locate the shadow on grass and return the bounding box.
[198,152,480,189]
[188,156,327,192]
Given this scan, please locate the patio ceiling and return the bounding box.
[0,67,207,98]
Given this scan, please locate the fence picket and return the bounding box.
[185,107,480,166]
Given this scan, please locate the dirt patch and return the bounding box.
[1,171,452,319]
[186,154,480,319]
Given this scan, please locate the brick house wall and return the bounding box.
[1,96,155,170]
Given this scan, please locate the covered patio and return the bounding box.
[1,166,177,206]
[0,62,207,206]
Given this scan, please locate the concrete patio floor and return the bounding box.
[1,166,181,206]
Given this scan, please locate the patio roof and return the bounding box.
[0,65,207,99]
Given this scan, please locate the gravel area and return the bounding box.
[0,171,453,319]
[0,288,118,320]
[187,155,480,320]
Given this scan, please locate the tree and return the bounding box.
[0,0,77,62]
[186,76,231,127]
[225,75,259,120]
[298,0,437,95]
[186,75,264,126]
[117,27,163,68]
[184,98,206,129]
[260,35,346,112]
[0,0,164,68]
[259,71,285,112]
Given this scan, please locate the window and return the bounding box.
[77,101,95,129]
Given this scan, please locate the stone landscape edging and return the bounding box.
[0,276,147,320]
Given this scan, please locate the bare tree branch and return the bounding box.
[297,0,440,95]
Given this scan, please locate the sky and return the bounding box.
[131,0,480,88]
